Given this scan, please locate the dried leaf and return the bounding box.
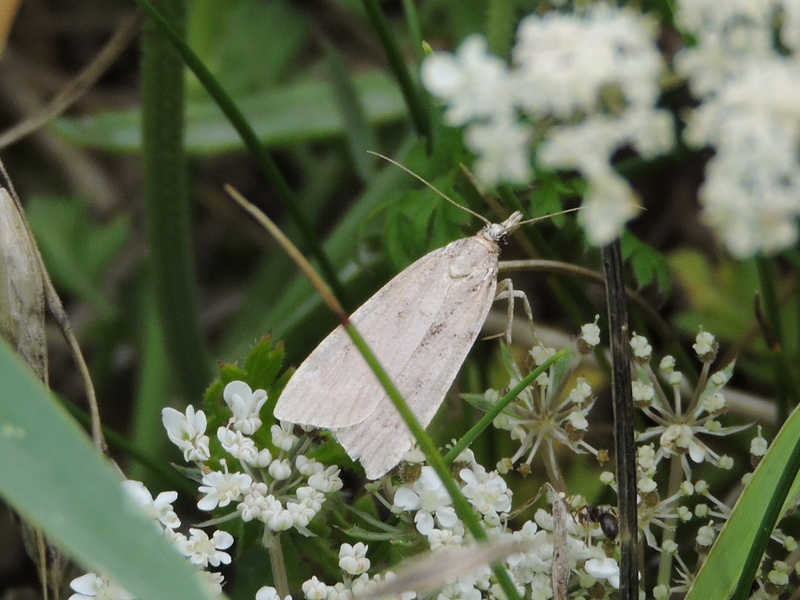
[0,185,47,381]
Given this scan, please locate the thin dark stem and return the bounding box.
[602,240,638,598]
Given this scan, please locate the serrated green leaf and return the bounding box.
[382,171,473,271]
[52,72,406,155]
[0,338,213,600]
[243,335,287,391]
[620,230,671,292]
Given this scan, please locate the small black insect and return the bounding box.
[578,504,619,540]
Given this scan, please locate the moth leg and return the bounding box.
[492,278,534,344]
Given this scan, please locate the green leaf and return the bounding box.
[338,525,410,542]
[669,249,758,343]
[52,72,406,155]
[383,188,471,271]
[530,176,567,221]
[325,45,379,182]
[0,338,213,600]
[461,392,496,412]
[342,504,401,534]
[26,195,128,317]
[242,335,288,392]
[186,0,309,95]
[620,230,671,292]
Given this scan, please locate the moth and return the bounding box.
[274,211,529,479]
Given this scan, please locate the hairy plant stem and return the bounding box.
[141,0,211,399]
[657,453,684,588]
[267,532,290,597]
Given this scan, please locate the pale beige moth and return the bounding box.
[274,212,525,479]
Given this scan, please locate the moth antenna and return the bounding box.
[456,162,582,226]
[518,206,581,226]
[367,151,490,225]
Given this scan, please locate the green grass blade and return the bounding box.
[0,339,213,600]
[686,400,800,600]
[325,45,379,182]
[360,0,431,139]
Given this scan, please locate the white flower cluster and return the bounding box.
[488,319,603,477]
[390,457,620,599]
[70,380,347,600]
[69,480,229,600]
[71,326,785,599]
[255,542,408,600]
[675,0,800,257]
[163,381,343,536]
[421,3,673,245]
[620,329,759,587]
[633,330,744,479]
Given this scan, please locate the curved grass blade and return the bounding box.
[686,400,800,600]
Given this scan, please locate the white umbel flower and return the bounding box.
[121,480,180,530]
[237,482,271,522]
[217,426,262,465]
[302,576,329,600]
[393,466,458,535]
[175,528,234,568]
[339,542,371,575]
[421,35,516,126]
[585,556,620,589]
[69,573,134,600]
[161,405,210,462]
[262,496,294,531]
[421,4,672,245]
[197,468,252,511]
[307,465,344,493]
[579,317,601,348]
[268,458,293,481]
[465,118,532,185]
[512,5,662,116]
[460,465,513,519]
[676,0,800,257]
[272,422,300,451]
[256,586,293,600]
[223,380,268,435]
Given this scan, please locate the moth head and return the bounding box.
[482,211,525,244]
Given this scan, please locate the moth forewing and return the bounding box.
[274,212,525,479]
[334,237,503,479]
[273,239,488,429]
